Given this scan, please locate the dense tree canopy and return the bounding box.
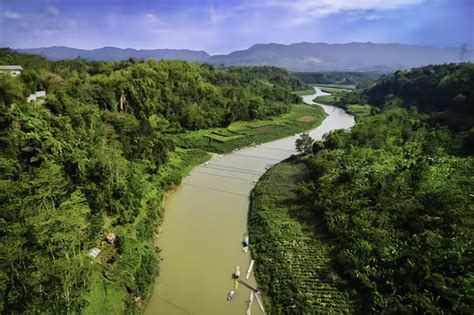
[363,63,474,131]
[0,49,306,312]
[298,64,474,314]
[0,49,304,131]
[293,71,383,86]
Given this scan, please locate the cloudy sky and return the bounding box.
[1,0,472,54]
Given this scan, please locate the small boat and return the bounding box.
[227,290,236,301]
[242,235,249,252]
[233,265,241,279]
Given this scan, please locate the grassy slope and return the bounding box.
[313,94,339,105]
[83,271,126,315]
[295,85,352,96]
[314,93,371,120]
[317,87,351,94]
[346,104,371,118]
[156,148,212,189]
[294,88,318,96]
[313,83,355,89]
[249,159,354,314]
[176,104,327,153]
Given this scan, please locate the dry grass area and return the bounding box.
[297,115,316,122]
[249,125,277,133]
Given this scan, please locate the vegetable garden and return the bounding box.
[249,160,354,314]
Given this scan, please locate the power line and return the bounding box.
[205,163,264,173]
[231,153,282,161]
[183,182,249,197]
[152,293,192,315]
[259,146,295,153]
[193,171,256,182]
[204,165,263,176]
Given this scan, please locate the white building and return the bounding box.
[0,65,23,76]
[27,91,46,103]
[88,248,101,258]
[35,91,46,98]
[27,95,37,103]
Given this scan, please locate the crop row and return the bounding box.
[249,160,354,313]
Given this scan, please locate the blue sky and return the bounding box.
[1,0,472,54]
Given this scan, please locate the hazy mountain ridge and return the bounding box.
[16,42,473,71]
[209,42,472,71]
[16,46,210,62]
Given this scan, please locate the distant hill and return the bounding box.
[16,46,210,62]
[210,42,473,72]
[15,42,473,71]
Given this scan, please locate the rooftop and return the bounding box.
[0,65,23,70]
[106,232,117,243]
[88,247,101,258]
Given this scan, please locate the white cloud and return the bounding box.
[145,13,157,23]
[144,13,170,29]
[258,0,424,16]
[365,14,381,20]
[208,6,228,23]
[284,16,312,27]
[346,11,383,22]
[3,10,21,20]
[46,6,60,16]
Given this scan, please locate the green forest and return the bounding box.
[250,63,474,314]
[293,71,383,87]
[0,49,312,313]
[2,46,473,314]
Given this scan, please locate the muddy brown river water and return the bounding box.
[145,88,355,315]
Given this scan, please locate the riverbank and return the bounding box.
[313,88,372,119]
[248,158,354,313]
[313,93,339,105]
[175,103,327,153]
[294,88,318,96]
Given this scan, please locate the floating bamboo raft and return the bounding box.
[246,259,255,280]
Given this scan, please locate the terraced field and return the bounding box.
[175,104,326,153]
[249,159,354,314]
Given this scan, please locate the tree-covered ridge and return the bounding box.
[0,49,308,313]
[315,64,474,152]
[246,63,473,314]
[1,48,305,130]
[301,109,473,313]
[296,65,474,314]
[0,78,169,313]
[363,63,474,131]
[293,71,382,86]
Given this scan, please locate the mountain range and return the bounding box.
[16,46,210,62]
[16,42,472,72]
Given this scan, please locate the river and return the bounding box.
[145,87,355,315]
